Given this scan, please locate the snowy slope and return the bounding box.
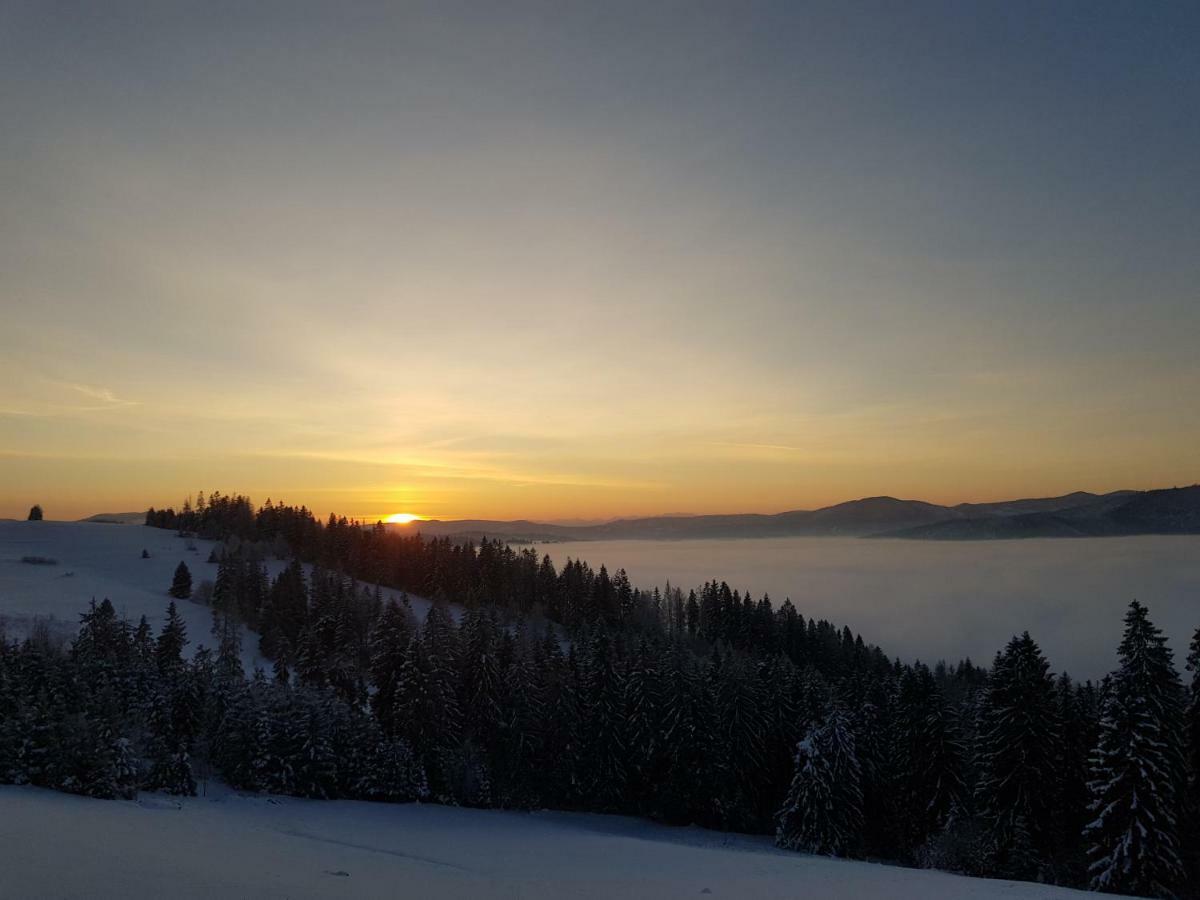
[0,520,438,670]
[0,784,1109,900]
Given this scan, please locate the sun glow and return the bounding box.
[384,512,424,525]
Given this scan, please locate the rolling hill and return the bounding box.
[393,486,1200,542]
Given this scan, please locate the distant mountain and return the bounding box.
[392,485,1200,542]
[877,487,1200,540]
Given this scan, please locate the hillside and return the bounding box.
[0,520,437,660]
[1,784,1110,900]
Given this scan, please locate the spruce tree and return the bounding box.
[169,562,193,600]
[776,706,863,857]
[1085,601,1186,897]
[975,632,1059,876]
[895,663,966,854]
[156,602,188,674]
[1186,625,1200,802]
[1185,625,1200,887]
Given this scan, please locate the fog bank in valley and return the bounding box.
[543,535,1200,680]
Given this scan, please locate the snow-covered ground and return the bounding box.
[0,520,437,671]
[0,783,1104,899]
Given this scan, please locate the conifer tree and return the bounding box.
[1184,624,1200,888]
[623,639,664,815]
[169,562,193,600]
[1085,601,1186,898]
[1186,625,1200,801]
[975,632,1059,876]
[368,599,414,736]
[895,663,966,853]
[156,602,188,674]
[578,632,626,811]
[776,706,863,857]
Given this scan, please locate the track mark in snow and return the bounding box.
[278,829,472,872]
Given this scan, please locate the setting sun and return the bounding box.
[384,512,424,525]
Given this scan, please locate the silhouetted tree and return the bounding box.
[169,562,193,600]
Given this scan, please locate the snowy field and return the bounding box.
[0,520,437,671]
[0,783,1106,899]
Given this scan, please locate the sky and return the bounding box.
[1,1,1198,523]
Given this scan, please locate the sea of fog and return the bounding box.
[536,536,1200,681]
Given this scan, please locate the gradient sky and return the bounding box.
[2,1,1198,522]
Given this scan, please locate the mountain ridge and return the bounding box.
[388,486,1200,542]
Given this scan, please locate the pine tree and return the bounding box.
[895,663,966,854]
[711,655,767,830]
[156,602,188,674]
[496,632,545,807]
[776,706,863,857]
[577,632,626,811]
[1085,601,1186,897]
[623,639,663,815]
[1185,625,1200,887]
[368,599,414,736]
[975,632,1059,876]
[169,562,193,600]
[1185,625,1200,802]
[360,734,428,802]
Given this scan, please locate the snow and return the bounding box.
[0,520,437,670]
[0,784,1111,899]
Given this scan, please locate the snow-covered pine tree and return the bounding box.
[622,638,663,815]
[360,731,429,802]
[368,599,414,736]
[109,732,139,800]
[459,607,503,756]
[294,689,337,799]
[1084,600,1186,898]
[974,631,1058,877]
[212,609,244,685]
[776,705,863,857]
[1050,673,1098,880]
[578,631,626,812]
[895,663,966,854]
[711,654,767,830]
[156,602,188,674]
[1185,625,1200,887]
[1186,625,1200,800]
[494,627,545,807]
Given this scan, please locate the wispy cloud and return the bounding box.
[707,441,804,453]
[60,382,139,410]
